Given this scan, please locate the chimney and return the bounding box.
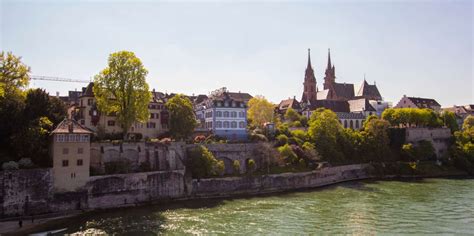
[56,92,60,97]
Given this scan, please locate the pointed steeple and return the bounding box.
[327,48,332,69]
[307,48,312,69]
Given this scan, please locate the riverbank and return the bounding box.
[2,165,470,235]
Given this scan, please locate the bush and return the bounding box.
[188,145,224,178]
[290,121,302,127]
[276,134,288,146]
[18,158,34,169]
[247,159,256,173]
[291,129,307,141]
[233,160,241,174]
[2,161,19,170]
[278,144,298,165]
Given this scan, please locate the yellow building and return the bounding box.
[51,119,92,192]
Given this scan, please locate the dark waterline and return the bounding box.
[32,178,474,235]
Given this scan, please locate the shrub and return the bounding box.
[233,160,241,174]
[188,145,224,178]
[18,158,34,169]
[276,134,288,146]
[278,144,298,164]
[302,142,315,151]
[247,159,256,173]
[291,121,302,127]
[2,161,19,170]
[291,129,307,141]
[253,142,284,167]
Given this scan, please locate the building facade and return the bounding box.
[51,119,92,192]
[195,88,252,140]
[73,83,170,139]
[394,95,441,112]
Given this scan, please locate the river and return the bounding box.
[33,178,474,235]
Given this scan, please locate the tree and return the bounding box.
[308,108,345,162]
[440,111,459,133]
[188,145,224,178]
[93,51,151,139]
[166,94,196,140]
[0,51,30,96]
[284,108,300,122]
[364,117,392,161]
[247,95,274,128]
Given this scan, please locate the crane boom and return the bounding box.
[31,75,90,83]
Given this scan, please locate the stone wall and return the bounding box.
[190,164,369,198]
[86,170,186,209]
[188,143,260,174]
[0,169,53,217]
[405,127,452,157]
[91,141,186,173]
[0,163,369,218]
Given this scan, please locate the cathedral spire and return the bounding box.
[327,48,332,69]
[307,48,312,69]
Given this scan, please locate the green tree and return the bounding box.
[284,108,300,122]
[0,51,30,96]
[440,111,459,133]
[93,51,151,139]
[364,117,392,161]
[308,108,345,162]
[165,94,196,140]
[188,145,224,178]
[247,95,274,128]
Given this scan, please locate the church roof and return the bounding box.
[303,100,350,113]
[332,82,355,100]
[356,80,382,100]
[335,112,366,120]
[52,118,92,134]
[317,90,330,100]
[348,98,376,112]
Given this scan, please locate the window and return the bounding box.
[240,103,244,108]
[231,121,237,128]
[216,111,222,117]
[355,120,359,129]
[231,112,237,118]
[239,112,245,118]
[81,135,89,142]
[217,102,222,107]
[62,148,69,155]
[155,113,159,119]
[62,160,69,167]
[239,121,245,128]
[344,120,348,128]
[232,101,236,107]
[224,111,229,117]
[147,122,156,128]
[77,159,83,166]
[87,99,93,105]
[150,113,155,119]
[224,101,229,107]
[350,120,354,129]
[216,121,222,128]
[107,120,115,126]
[224,121,230,128]
[209,121,213,128]
[78,148,83,154]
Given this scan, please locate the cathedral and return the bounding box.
[278,49,387,122]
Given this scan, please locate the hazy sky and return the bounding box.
[1,0,473,106]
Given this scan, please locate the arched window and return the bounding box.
[239,121,245,128]
[224,111,229,117]
[231,111,237,118]
[216,111,222,117]
[224,121,230,128]
[231,121,237,128]
[355,120,359,129]
[216,121,222,128]
[350,120,354,129]
[344,120,348,128]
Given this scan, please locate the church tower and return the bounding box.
[323,48,336,90]
[301,49,317,103]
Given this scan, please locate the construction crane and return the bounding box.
[31,75,90,83]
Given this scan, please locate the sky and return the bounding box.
[1,0,473,106]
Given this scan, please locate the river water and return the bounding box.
[35,178,474,235]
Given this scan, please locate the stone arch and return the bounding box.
[344,120,348,128]
[355,120,360,129]
[103,149,120,162]
[220,156,234,175]
[350,120,354,129]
